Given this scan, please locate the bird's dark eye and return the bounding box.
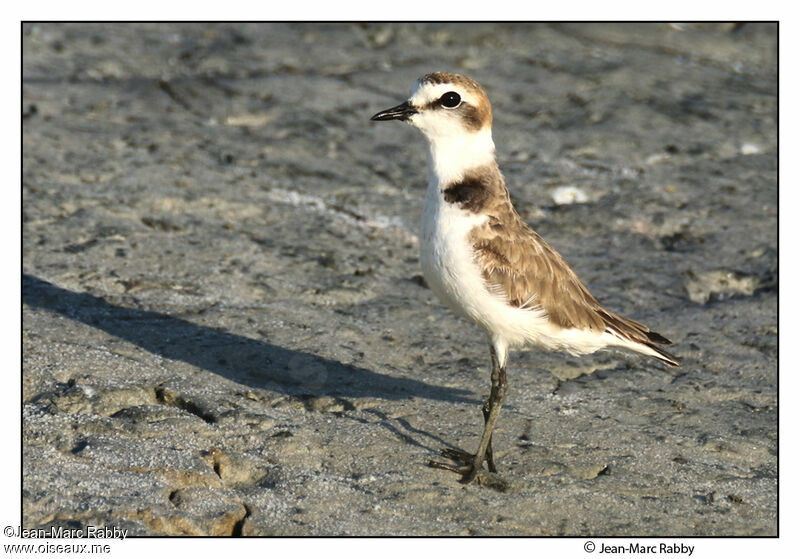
[440,92,461,108]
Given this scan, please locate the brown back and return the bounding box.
[450,163,671,350]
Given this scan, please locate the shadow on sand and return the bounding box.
[22,274,477,406]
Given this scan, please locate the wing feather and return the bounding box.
[451,163,676,365]
[470,195,674,360]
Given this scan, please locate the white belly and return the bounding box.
[419,187,608,357]
[419,188,545,346]
[420,193,489,320]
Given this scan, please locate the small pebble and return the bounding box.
[551,186,588,205]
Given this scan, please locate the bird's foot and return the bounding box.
[428,457,480,483]
[440,447,497,473]
[427,448,495,484]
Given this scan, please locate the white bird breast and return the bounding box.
[419,186,621,360]
[419,187,556,353]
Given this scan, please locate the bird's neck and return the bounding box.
[425,127,496,188]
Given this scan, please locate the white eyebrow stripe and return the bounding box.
[409,82,479,108]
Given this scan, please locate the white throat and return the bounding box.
[424,127,496,187]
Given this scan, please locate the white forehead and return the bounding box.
[407,80,478,107]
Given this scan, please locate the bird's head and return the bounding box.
[371,72,493,143]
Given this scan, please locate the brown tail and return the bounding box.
[644,333,680,367]
[598,310,679,367]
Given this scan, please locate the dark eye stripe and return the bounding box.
[421,98,484,131]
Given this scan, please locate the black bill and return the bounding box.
[370,101,418,121]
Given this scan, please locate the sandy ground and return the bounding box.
[22,22,776,535]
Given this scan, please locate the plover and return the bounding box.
[371,72,678,483]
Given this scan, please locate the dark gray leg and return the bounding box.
[429,344,508,483]
[434,398,496,473]
[482,398,497,473]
